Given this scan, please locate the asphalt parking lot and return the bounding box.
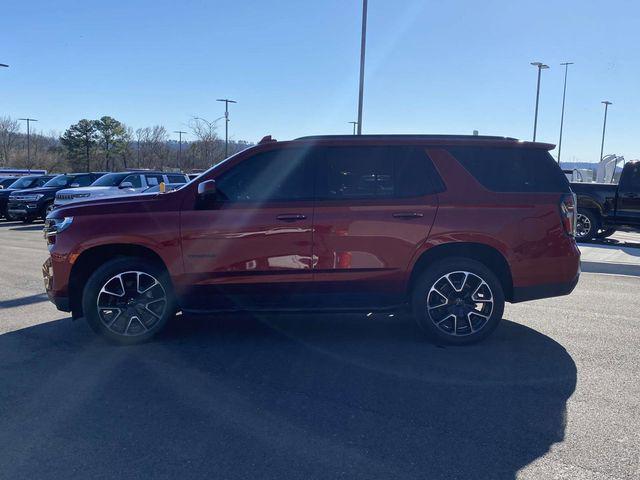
[0,221,639,480]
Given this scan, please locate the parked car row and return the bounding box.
[1,171,190,222]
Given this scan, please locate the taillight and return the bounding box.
[560,193,577,236]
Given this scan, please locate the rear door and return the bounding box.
[311,145,441,308]
[179,147,316,310]
[616,162,640,225]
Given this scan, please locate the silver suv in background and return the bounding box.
[54,172,189,207]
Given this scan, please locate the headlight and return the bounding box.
[43,216,74,238]
[18,193,44,201]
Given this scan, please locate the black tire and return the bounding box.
[82,257,176,345]
[411,257,505,345]
[575,209,599,241]
[595,227,616,239]
[21,216,33,224]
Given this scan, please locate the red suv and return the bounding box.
[43,135,580,345]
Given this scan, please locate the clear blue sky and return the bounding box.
[2,0,638,162]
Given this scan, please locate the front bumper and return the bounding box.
[43,257,71,312]
[7,201,40,217]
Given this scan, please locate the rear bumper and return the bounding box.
[511,269,580,303]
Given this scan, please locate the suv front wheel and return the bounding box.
[412,258,505,345]
[83,257,176,344]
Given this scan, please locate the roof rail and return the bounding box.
[293,134,520,142]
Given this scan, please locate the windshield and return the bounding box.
[90,173,129,187]
[43,175,74,188]
[7,176,37,189]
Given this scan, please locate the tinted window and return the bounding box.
[216,148,313,202]
[91,173,129,186]
[448,147,570,193]
[316,146,443,200]
[122,174,142,188]
[145,174,164,187]
[167,174,187,184]
[621,163,640,190]
[73,175,93,187]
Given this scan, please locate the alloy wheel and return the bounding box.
[426,271,494,337]
[97,271,167,337]
[575,213,591,239]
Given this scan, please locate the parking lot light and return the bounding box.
[530,62,549,141]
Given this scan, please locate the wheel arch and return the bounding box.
[69,243,170,318]
[408,242,514,302]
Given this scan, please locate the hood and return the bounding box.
[51,190,183,218]
[10,186,58,196]
[56,186,119,197]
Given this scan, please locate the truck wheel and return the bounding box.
[595,228,616,239]
[82,257,176,345]
[575,209,598,241]
[411,257,505,345]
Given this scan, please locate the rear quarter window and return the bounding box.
[447,147,570,193]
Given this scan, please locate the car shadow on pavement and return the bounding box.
[8,225,44,232]
[0,314,576,480]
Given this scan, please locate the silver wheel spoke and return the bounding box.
[96,270,167,337]
[426,270,494,338]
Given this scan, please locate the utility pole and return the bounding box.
[216,98,237,158]
[356,0,368,135]
[557,62,574,164]
[174,130,187,170]
[349,121,358,135]
[18,118,38,164]
[600,101,612,161]
[530,62,549,141]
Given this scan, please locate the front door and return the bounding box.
[179,147,316,310]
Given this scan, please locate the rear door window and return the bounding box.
[315,146,443,200]
[447,147,570,193]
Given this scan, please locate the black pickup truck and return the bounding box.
[572,160,640,240]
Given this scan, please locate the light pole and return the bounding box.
[18,118,38,164]
[216,98,237,158]
[349,121,358,135]
[557,62,574,164]
[530,62,549,141]
[356,0,368,135]
[173,130,187,170]
[599,101,612,161]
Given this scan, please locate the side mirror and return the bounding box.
[69,183,80,188]
[197,179,217,197]
[119,181,134,189]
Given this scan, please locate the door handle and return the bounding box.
[392,212,424,219]
[276,214,307,222]
[626,193,638,198]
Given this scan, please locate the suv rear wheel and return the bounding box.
[82,257,176,345]
[411,258,505,345]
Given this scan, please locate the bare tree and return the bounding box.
[0,116,20,166]
[188,117,225,169]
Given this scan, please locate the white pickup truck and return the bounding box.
[54,171,189,207]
